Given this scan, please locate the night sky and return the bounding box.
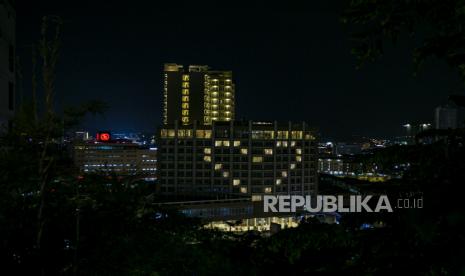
[15,1,463,141]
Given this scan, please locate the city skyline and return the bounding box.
[13,1,464,140]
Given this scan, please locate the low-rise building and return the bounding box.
[74,138,157,180]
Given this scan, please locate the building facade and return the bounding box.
[156,120,318,198]
[163,63,234,125]
[0,0,15,131]
[74,140,157,179]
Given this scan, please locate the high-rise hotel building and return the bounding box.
[156,121,318,198]
[163,63,235,125]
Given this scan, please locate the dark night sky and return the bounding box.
[15,1,464,141]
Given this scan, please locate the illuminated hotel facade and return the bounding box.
[156,120,318,198]
[163,63,234,125]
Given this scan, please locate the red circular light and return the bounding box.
[100,133,110,141]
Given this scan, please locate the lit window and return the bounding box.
[182,74,189,81]
[182,89,189,95]
[215,164,222,170]
[276,179,282,185]
[204,148,211,154]
[215,141,222,147]
[233,141,240,147]
[296,148,302,155]
[182,96,189,102]
[160,129,168,138]
[205,130,212,138]
[282,171,288,177]
[168,130,175,137]
[276,141,281,147]
[204,156,211,162]
[240,187,247,194]
[240,148,248,155]
[181,117,189,124]
[290,141,296,147]
[223,140,230,147]
[264,187,272,193]
[182,103,189,109]
[182,82,189,88]
[290,163,296,170]
[252,195,262,202]
[264,149,273,155]
[196,130,205,138]
[282,141,288,147]
[291,131,303,139]
[277,131,288,139]
[233,179,241,186]
[296,156,302,162]
[182,110,189,116]
[223,171,229,177]
[253,156,263,163]
[305,133,315,140]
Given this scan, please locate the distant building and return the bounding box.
[156,120,318,198]
[0,0,15,131]
[74,137,157,179]
[335,142,363,155]
[163,63,235,125]
[402,122,432,144]
[318,142,336,157]
[435,105,458,129]
[75,131,90,141]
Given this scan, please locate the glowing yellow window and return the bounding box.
[182,110,189,116]
[168,130,175,137]
[290,163,296,170]
[215,141,222,147]
[181,117,189,124]
[264,187,272,193]
[282,141,288,147]
[282,171,288,177]
[290,141,296,147]
[252,195,262,202]
[182,103,189,109]
[276,179,282,185]
[240,187,247,194]
[182,74,189,81]
[223,141,230,147]
[203,156,211,162]
[240,148,248,155]
[161,129,168,138]
[214,164,222,170]
[296,148,302,155]
[205,130,212,139]
[182,82,189,88]
[233,141,240,147]
[182,89,189,95]
[252,156,263,163]
[182,96,189,102]
[296,156,302,162]
[264,149,273,155]
[204,148,211,154]
[223,171,229,178]
[196,130,205,138]
[233,179,241,186]
[276,141,281,147]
